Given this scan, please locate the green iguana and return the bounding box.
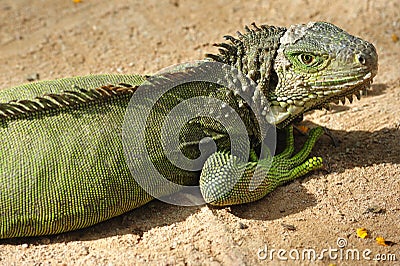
[0,22,377,239]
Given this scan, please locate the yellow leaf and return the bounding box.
[376,237,387,246]
[73,0,82,3]
[376,236,396,246]
[357,228,368,239]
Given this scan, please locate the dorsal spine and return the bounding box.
[206,23,286,94]
[0,83,137,121]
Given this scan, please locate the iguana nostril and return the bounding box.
[355,48,378,74]
[357,54,366,65]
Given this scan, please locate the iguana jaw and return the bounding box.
[266,71,374,127]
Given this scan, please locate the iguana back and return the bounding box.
[1,75,152,237]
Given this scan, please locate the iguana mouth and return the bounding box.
[266,71,375,127]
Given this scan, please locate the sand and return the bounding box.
[0,0,399,264]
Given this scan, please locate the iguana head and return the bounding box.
[207,21,378,128]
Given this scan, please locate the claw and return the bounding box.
[322,127,339,147]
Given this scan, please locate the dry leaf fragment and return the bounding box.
[366,205,385,214]
[392,33,399,43]
[295,125,309,135]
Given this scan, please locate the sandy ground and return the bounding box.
[0,0,399,265]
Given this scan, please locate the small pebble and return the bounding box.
[281,223,296,231]
[26,73,40,82]
[238,222,248,229]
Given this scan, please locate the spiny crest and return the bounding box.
[206,22,285,66]
[206,23,286,96]
[0,83,138,121]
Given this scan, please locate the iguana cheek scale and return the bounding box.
[0,22,377,238]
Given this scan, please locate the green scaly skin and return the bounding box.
[0,22,377,238]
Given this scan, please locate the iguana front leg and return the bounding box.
[199,126,324,206]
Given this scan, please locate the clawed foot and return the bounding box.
[200,125,325,206]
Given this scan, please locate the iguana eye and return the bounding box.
[299,54,315,65]
[287,52,329,72]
